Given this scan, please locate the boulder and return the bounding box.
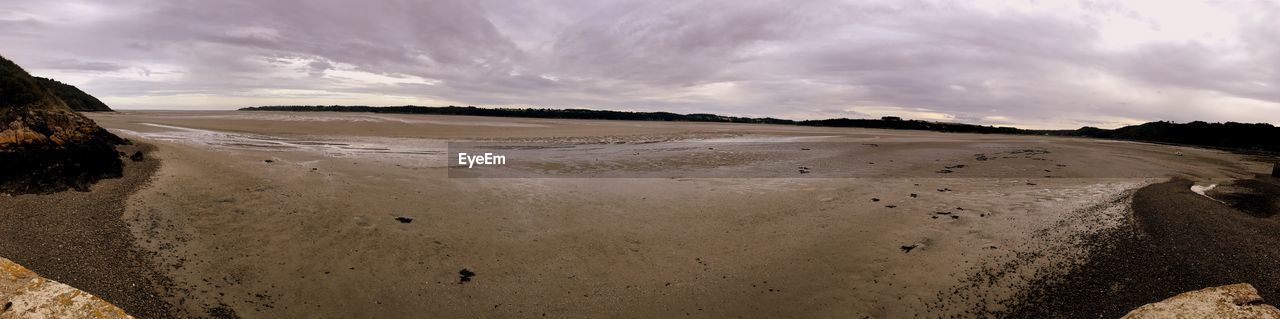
[0,54,124,194]
[0,257,133,319]
[1122,283,1280,319]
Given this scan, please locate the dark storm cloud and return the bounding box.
[1,0,1277,128]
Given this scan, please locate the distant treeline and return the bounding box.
[240,105,794,124]
[800,116,1025,134]
[1054,121,1280,154]
[240,105,1280,154]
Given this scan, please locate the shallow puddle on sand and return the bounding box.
[167,112,553,127]
[115,123,447,163]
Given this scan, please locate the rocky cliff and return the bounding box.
[0,54,124,194]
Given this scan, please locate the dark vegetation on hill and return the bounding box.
[801,116,1025,134]
[0,54,125,194]
[35,77,113,112]
[242,105,1280,154]
[1050,121,1280,154]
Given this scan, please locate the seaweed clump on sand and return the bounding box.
[0,54,124,194]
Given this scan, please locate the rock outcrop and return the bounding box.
[0,257,133,319]
[0,54,124,194]
[33,77,112,112]
[1122,283,1280,319]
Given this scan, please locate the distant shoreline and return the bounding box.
[240,105,1280,155]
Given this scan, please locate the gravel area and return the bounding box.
[0,143,180,318]
[1003,177,1280,318]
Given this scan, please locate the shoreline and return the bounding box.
[1003,176,1280,317]
[0,142,181,318]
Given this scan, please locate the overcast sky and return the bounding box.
[2,0,1277,129]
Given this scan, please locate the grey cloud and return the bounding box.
[305,59,333,77]
[43,59,129,72]
[0,0,1277,128]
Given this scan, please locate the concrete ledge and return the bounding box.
[1123,283,1280,319]
[0,257,133,319]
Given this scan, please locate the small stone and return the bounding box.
[459,269,476,283]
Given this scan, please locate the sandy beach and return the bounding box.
[4,110,1272,318]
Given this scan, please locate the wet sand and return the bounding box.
[14,110,1273,318]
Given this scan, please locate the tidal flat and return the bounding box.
[14,110,1263,318]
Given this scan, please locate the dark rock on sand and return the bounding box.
[129,150,144,162]
[0,54,124,194]
[206,303,240,319]
[395,217,414,224]
[459,269,476,283]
